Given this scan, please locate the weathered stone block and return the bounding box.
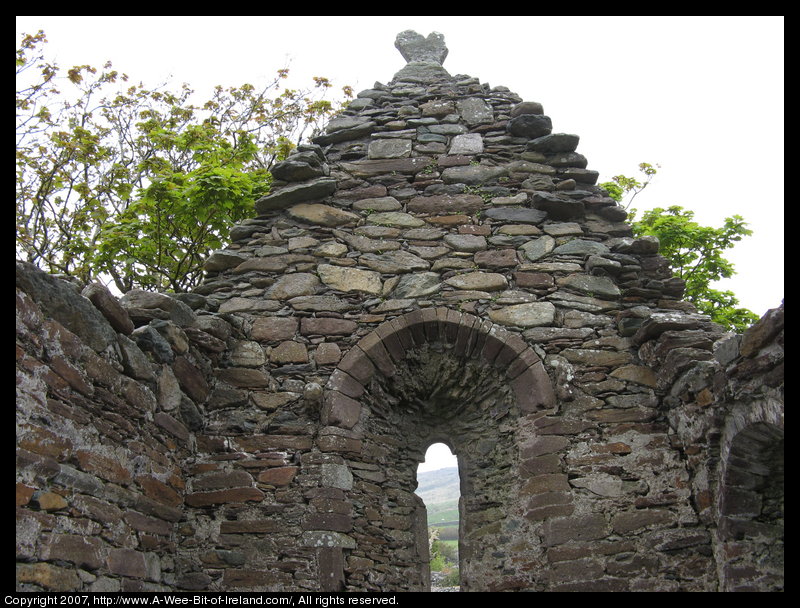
[611,509,674,534]
[107,548,148,578]
[322,391,362,429]
[172,356,209,402]
[287,202,358,227]
[337,346,376,385]
[257,466,299,487]
[521,473,571,495]
[45,534,104,570]
[542,514,608,546]
[184,487,264,507]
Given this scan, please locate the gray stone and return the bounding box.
[508,160,557,175]
[365,212,426,228]
[368,139,412,159]
[407,194,485,215]
[266,273,321,300]
[270,340,309,364]
[301,531,356,549]
[82,283,134,335]
[488,302,556,327]
[507,114,552,138]
[393,62,451,82]
[449,133,484,155]
[570,473,624,497]
[217,297,281,314]
[485,207,547,224]
[120,289,196,327]
[288,203,360,227]
[456,98,494,125]
[427,124,467,136]
[229,341,266,368]
[521,174,556,191]
[333,231,401,254]
[351,197,402,212]
[543,223,583,237]
[16,262,118,353]
[131,325,175,364]
[441,164,507,185]
[395,30,448,64]
[492,192,528,206]
[561,348,632,367]
[117,334,156,382]
[314,121,376,145]
[557,274,621,299]
[287,236,320,251]
[420,99,455,117]
[359,251,430,273]
[320,463,354,490]
[391,273,442,298]
[314,242,350,258]
[255,178,337,214]
[271,155,326,182]
[511,101,544,117]
[288,296,356,312]
[520,236,556,261]
[445,272,508,292]
[326,116,373,134]
[527,133,580,153]
[532,192,585,220]
[547,152,588,169]
[443,234,487,252]
[552,239,610,257]
[317,264,383,295]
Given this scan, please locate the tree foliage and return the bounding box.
[16,30,352,293]
[601,164,759,332]
[631,206,759,332]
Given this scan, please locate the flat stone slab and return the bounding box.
[287,203,360,227]
[406,194,485,215]
[318,264,382,295]
[485,207,547,224]
[340,158,432,177]
[445,272,508,292]
[366,212,426,228]
[489,302,556,327]
[527,133,580,153]
[441,164,507,185]
[368,139,412,159]
[255,178,337,214]
[449,133,484,155]
[359,250,430,273]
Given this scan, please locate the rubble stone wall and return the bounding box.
[16,31,783,592]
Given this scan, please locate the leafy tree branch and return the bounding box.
[16,30,352,292]
[601,164,759,332]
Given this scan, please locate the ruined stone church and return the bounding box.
[16,31,783,592]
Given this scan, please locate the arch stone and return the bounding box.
[324,307,556,426]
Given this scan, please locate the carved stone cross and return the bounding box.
[395,30,448,65]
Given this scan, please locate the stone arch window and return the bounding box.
[717,420,784,591]
[417,441,461,590]
[319,308,556,591]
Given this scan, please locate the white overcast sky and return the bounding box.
[16,15,783,473]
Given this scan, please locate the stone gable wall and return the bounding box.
[15,32,783,592]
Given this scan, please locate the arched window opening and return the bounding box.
[719,422,784,591]
[416,442,461,591]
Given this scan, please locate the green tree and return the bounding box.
[16,30,352,293]
[601,164,759,332]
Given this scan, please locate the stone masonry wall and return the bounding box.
[16,263,223,591]
[15,31,783,592]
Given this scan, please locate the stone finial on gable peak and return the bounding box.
[395,30,448,65]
